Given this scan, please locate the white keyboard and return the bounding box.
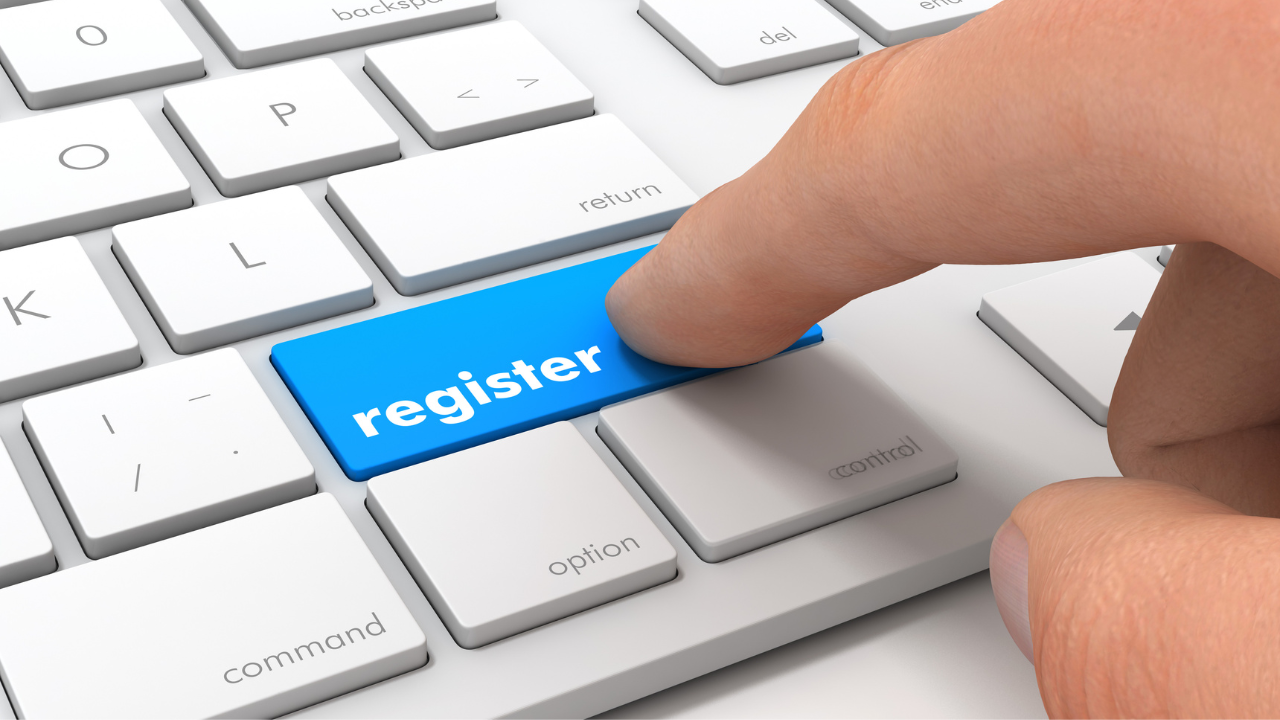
[0,0,1152,717]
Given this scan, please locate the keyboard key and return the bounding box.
[599,343,958,562]
[328,114,698,294]
[0,0,204,110]
[1158,245,1174,266]
[0,237,140,403]
[0,99,192,249]
[164,59,400,197]
[368,422,676,648]
[0,444,55,590]
[825,0,1000,46]
[366,21,594,150]
[0,494,428,719]
[639,0,860,85]
[186,0,496,68]
[113,187,374,354]
[979,253,1161,426]
[24,348,315,558]
[271,246,823,481]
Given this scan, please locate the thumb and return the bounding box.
[990,478,1280,717]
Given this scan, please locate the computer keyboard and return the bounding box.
[979,254,1162,427]
[0,0,1153,717]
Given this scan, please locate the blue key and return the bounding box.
[272,247,823,481]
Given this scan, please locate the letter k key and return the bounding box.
[4,290,51,326]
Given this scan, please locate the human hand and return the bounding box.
[606,0,1280,715]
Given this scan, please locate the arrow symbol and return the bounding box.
[457,89,479,99]
[517,78,539,88]
[1114,312,1142,332]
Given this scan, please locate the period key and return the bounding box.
[271,247,823,481]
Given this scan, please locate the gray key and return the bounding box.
[599,343,958,562]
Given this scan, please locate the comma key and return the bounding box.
[0,495,428,719]
[365,21,595,149]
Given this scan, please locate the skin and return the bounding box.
[606,0,1280,716]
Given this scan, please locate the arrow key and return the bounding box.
[366,21,594,149]
[979,253,1161,426]
[0,237,141,403]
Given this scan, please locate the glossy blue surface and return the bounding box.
[272,246,823,481]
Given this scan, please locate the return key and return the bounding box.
[327,114,699,295]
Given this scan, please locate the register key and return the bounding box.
[272,247,822,481]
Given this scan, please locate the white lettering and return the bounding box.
[426,387,474,424]
[386,401,425,427]
[353,408,381,437]
[540,357,579,382]
[575,346,603,373]
[351,348,604,435]
[485,372,522,399]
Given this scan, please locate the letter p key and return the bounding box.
[270,102,297,127]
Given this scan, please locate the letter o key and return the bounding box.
[59,144,109,170]
[76,25,108,46]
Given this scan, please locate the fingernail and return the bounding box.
[990,518,1033,663]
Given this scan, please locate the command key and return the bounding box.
[272,247,822,480]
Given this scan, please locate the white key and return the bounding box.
[0,0,204,110]
[0,494,428,719]
[368,422,676,649]
[0,99,192,249]
[639,0,860,85]
[23,349,315,558]
[825,0,1000,46]
[599,344,959,563]
[328,114,698,295]
[979,253,1161,426]
[113,187,373,354]
[0,237,140,403]
[186,0,496,68]
[0,444,54,590]
[1159,245,1174,266]
[164,59,400,197]
[366,21,594,150]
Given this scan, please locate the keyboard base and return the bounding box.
[0,0,1137,715]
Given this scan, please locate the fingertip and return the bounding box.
[990,518,1033,664]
